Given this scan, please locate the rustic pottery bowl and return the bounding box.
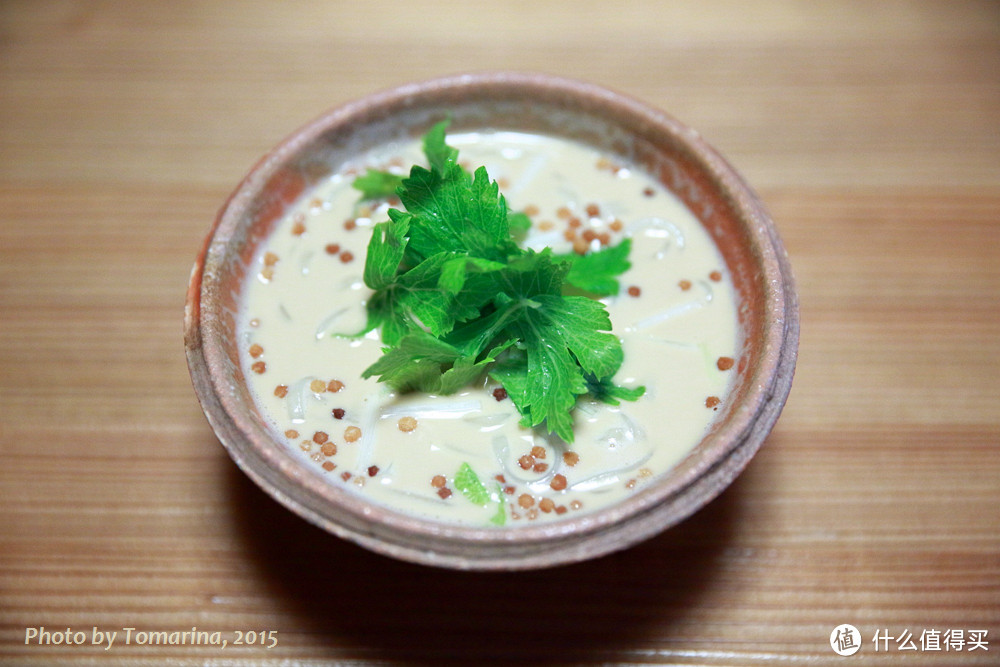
[184,72,798,570]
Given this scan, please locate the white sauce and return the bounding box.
[239,131,739,526]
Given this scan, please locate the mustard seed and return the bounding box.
[518,455,534,470]
[327,379,344,392]
[321,442,337,457]
[437,487,452,499]
[550,474,568,491]
[518,494,535,508]
[563,451,579,466]
[274,384,288,398]
[717,356,735,371]
[249,343,264,358]
[310,379,326,393]
[322,461,336,472]
[344,426,361,442]
[331,408,345,420]
[284,429,299,439]
[532,462,548,473]
[397,416,417,432]
[313,431,328,444]
[539,498,555,513]
[251,361,266,374]
[431,475,447,488]
[627,285,641,297]
[530,445,546,459]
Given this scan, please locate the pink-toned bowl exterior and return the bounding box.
[185,72,798,570]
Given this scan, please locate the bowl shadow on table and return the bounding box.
[226,456,745,663]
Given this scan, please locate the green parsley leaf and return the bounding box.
[559,238,633,296]
[454,462,491,505]
[352,122,644,442]
[352,168,404,200]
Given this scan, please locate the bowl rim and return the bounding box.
[185,71,799,570]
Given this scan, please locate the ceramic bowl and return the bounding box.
[184,72,798,570]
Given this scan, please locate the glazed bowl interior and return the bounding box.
[185,72,798,570]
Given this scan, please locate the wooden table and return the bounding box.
[2,2,997,664]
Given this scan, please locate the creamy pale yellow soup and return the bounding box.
[239,131,739,526]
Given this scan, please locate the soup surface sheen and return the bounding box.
[240,131,739,526]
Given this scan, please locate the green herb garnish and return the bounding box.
[453,462,506,525]
[352,120,644,442]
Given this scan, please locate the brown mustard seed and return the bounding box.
[339,250,354,263]
[331,408,345,420]
[492,387,508,401]
[556,206,572,219]
[550,474,568,491]
[431,475,447,488]
[397,416,417,432]
[284,429,299,439]
[321,461,336,472]
[518,493,535,509]
[340,471,352,482]
[568,217,582,229]
[313,431,329,444]
[260,267,274,281]
[709,270,723,282]
[626,478,637,489]
[570,499,583,510]
[368,465,379,477]
[539,498,555,513]
[327,379,344,392]
[563,451,580,466]
[679,279,692,291]
[643,187,655,197]
[344,426,361,442]
[518,455,534,470]
[627,285,641,297]
[527,508,539,520]
[639,467,652,478]
[263,252,279,266]
[572,238,590,255]
[291,221,306,236]
[530,445,546,459]
[437,487,453,499]
[538,220,555,231]
[563,228,577,241]
[325,243,341,255]
[585,203,600,217]
[310,379,327,393]
[299,441,312,452]
[597,232,611,246]
[274,384,288,398]
[532,462,549,473]
[249,343,264,358]
[504,486,516,495]
[555,505,568,515]
[717,356,735,371]
[251,361,266,374]
[706,396,721,409]
[582,229,598,243]
[523,204,539,216]
[494,474,506,483]
[609,219,624,232]
[343,219,357,231]
[321,442,337,457]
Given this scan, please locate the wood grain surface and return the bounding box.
[1,1,998,664]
